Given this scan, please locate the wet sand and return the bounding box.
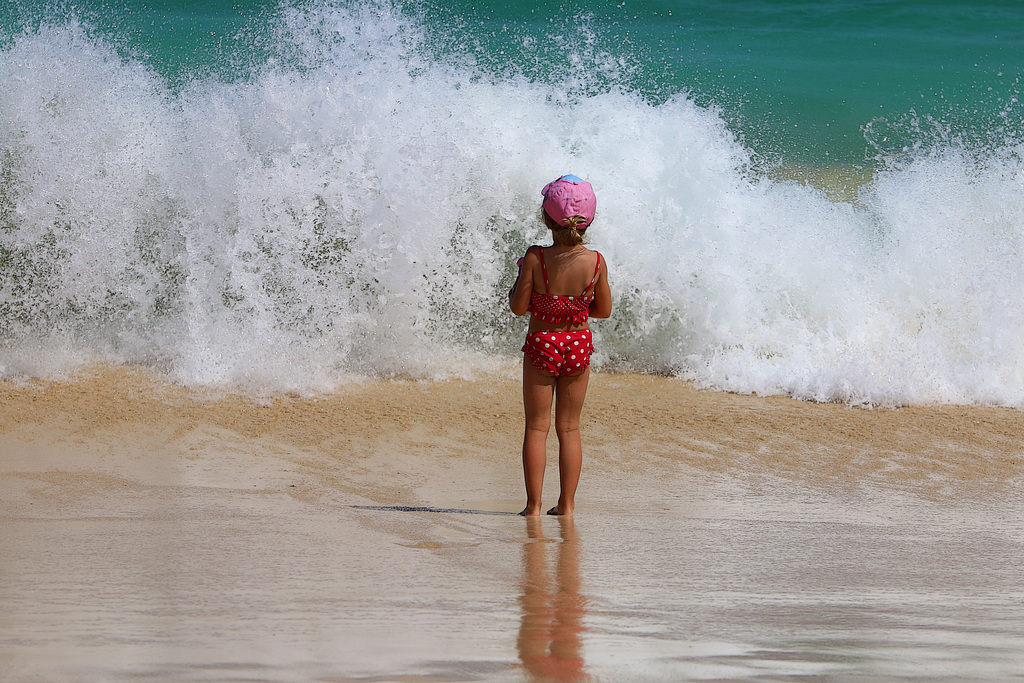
[1,366,1023,681]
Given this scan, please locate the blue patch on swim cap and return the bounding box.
[560,174,585,183]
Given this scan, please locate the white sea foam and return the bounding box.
[1,3,1023,405]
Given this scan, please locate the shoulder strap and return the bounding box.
[582,252,601,295]
[536,247,550,294]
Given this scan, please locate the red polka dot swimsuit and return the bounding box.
[522,248,602,377]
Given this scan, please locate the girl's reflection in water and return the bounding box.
[517,516,589,681]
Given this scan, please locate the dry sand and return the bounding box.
[1,365,1023,681]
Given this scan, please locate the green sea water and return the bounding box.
[3,0,1022,165]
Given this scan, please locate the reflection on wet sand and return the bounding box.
[517,516,589,682]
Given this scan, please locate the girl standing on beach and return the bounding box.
[508,175,612,516]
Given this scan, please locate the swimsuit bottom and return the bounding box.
[522,330,594,377]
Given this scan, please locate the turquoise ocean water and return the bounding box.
[2,0,1024,405]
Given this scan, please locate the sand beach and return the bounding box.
[2,366,1022,681]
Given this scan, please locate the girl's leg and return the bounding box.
[549,366,590,515]
[521,359,556,516]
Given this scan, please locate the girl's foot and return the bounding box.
[519,506,542,516]
[546,505,573,516]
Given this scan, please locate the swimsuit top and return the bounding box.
[528,248,602,324]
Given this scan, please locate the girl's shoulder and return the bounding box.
[522,244,544,262]
[585,248,607,278]
[582,246,604,264]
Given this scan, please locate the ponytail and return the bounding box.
[543,211,586,247]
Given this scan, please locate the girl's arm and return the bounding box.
[589,255,612,319]
[509,247,540,317]
[507,257,524,302]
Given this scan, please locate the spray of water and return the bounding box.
[2,1,1023,405]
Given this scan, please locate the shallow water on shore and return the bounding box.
[576,484,1024,680]
[3,472,1022,682]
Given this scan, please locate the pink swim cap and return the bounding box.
[541,175,596,229]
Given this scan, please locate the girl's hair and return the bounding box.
[542,210,586,247]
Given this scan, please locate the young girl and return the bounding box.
[509,175,612,516]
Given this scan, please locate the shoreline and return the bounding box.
[2,364,1021,504]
